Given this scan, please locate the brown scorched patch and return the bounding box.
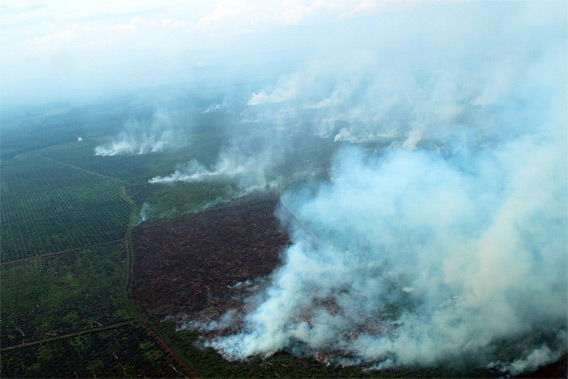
[132,191,290,323]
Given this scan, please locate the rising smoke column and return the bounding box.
[205,132,566,369]
[190,1,568,373]
[95,111,186,156]
[149,146,278,194]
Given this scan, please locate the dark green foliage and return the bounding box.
[2,203,131,261]
[1,108,90,160]
[40,140,182,185]
[1,181,126,225]
[129,181,235,221]
[1,325,186,378]
[1,242,133,348]
[1,155,105,195]
[1,155,131,262]
[34,111,234,186]
[0,96,155,160]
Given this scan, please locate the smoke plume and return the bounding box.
[95,111,188,156]
[179,1,567,373]
[203,129,566,367]
[150,146,278,194]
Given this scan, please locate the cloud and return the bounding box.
[3,0,460,105]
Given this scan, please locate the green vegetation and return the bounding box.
[34,111,233,186]
[0,98,141,160]
[0,96,352,378]
[1,96,233,378]
[1,155,104,195]
[1,155,131,262]
[1,242,132,348]
[1,98,157,377]
[129,181,232,220]
[1,325,185,378]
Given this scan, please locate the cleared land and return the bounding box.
[132,191,289,322]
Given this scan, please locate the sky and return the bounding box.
[1,0,417,105]
[2,0,517,107]
[3,1,563,107]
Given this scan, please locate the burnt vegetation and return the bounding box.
[132,191,290,323]
[2,89,566,378]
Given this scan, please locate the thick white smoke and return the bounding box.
[489,342,566,376]
[204,129,566,367]
[95,111,187,156]
[149,147,278,194]
[182,2,568,373]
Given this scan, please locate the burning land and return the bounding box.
[110,3,568,375]
[3,2,567,378]
[132,191,290,325]
[133,185,568,377]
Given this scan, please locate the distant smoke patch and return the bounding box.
[203,103,222,113]
[203,99,230,114]
[149,147,277,194]
[95,111,186,156]
[136,202,151,225]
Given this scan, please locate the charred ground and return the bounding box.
[132,191,290,323]
[131,191,568,378]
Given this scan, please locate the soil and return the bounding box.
[131,191,290,323]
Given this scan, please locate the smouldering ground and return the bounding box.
[132,191,289,323]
